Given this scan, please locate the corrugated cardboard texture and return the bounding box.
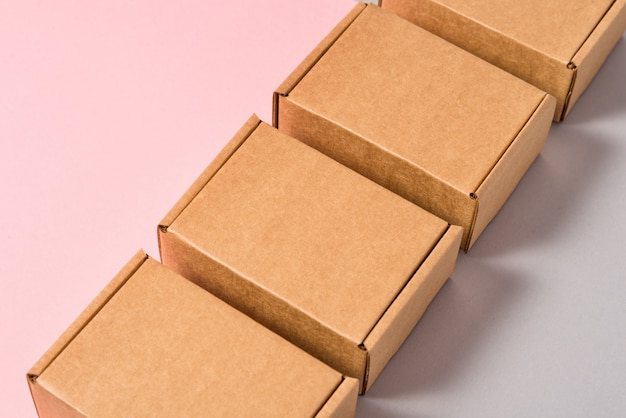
[28,252,353,417]
[275,3,555,251]
[159,117,460,392]
[380,0,626,120]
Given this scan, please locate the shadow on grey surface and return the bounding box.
[355,256,524,416]
[465,36,625,257]
[467,124,614,258]
[565,35,626,124]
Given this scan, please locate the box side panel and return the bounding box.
[380,0,572,120]
[277,97,475,248]
[567,0,626,119]
[470,94,555,250]
[159,229,368,385]
[28,379,86,418]
[158,115,260,230]
[273,3,366,127]
[27,250,147,379]
[315,378,359,418]
[362,225,462,392]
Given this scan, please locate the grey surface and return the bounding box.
[356,36,626,417]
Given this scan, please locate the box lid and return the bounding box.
[167,121,449,345]
[426,0,615,62]
[285,5,547,195]
[30,253,346,417]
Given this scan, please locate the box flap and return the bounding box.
[471,94,555,249]
[32,256,343,416]
[420,0,615,62]
[285,4,547,195]
[362,225,462,390]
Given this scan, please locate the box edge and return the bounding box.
[27,250,149,417]
[564,0,626,119]
[469,93,555,250]
[361,224,463,392]
[314,377,359,418]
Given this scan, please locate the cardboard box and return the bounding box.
[273,3,555,251]
[379,0,626,121]
[158,116,463,393]
[27,251,359,417]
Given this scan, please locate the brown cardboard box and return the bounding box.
[27,251,358,417]
[273,3,556,252]
[158,116,463,393]
[379,0,626,121]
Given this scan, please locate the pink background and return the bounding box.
[2,1,626,417]
[1,1,354,416]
